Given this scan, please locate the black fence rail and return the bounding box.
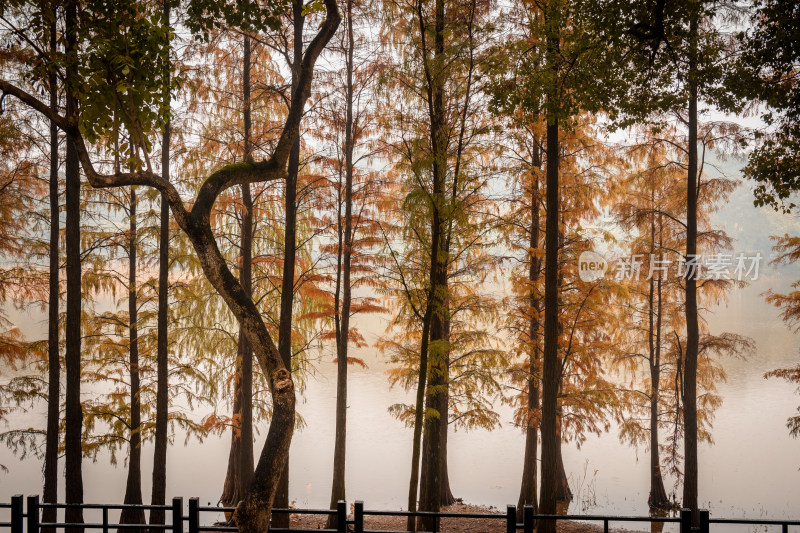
[2,496,799,533]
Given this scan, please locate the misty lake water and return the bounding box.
[1,185,799,532]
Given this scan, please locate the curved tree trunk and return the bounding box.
[176,218,298,533]
[183,213,298,533]
[120,187,146,532]
[0,3,340,532]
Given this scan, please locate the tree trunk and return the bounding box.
[221,376,243,505]
[406,295,433,531]
[120,187,146,532]
[538,9,561,525]
[237,180,255,498]
[554,421,572,502]
[649,358,669,508]
[232,369,294,533]
[0,4,342,532]
[518,168,541,521]
[648,216,669,509]
[434,0,476,510]
[221,31,256,510]
[42,5,60,531]
[187,210,299,533]
[682,9,699,525]
[326,1,355,526]
[238,32,256,501]
[64,0,84,527]
[418,0,447,529]
[418,236,447,533]
[438,309,455,507]
[421,308,456,510]
[553,211,571,506]
[274,2,305,523]
[150,4,171,528]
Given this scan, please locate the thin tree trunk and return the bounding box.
[150,4,171,528]
[406,307,433,531]
[553,210,571,505]
[326,1,355,526]
[239,33,255,504]
[538,5,561,524]
[221,31,256,510]
[43,3,60,530]
[274,2,305,523]
[682,9,699,525]
[518,167,541,520]
[648,212,669,509]
[120,187,146,532]
[64,0,84,527]
[648,291,669,508]
[234,179,254,500]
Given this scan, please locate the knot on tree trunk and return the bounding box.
[272,368,293,396]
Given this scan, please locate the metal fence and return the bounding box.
[2,495,798,533]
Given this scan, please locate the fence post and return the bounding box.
[172,498,183,533]
[506,506,516,533]
[698,509,709,533]
[26,496,39,533]
[103,507,109,533]
[337,501,347,533]
[188,498,199,533]
[522,505,533,533]
[11,495,23,533]
[353,501,363,533]
[679,509,692,533]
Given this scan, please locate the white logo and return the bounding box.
[578,251,608,282]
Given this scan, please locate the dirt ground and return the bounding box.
[290,503,649,533]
